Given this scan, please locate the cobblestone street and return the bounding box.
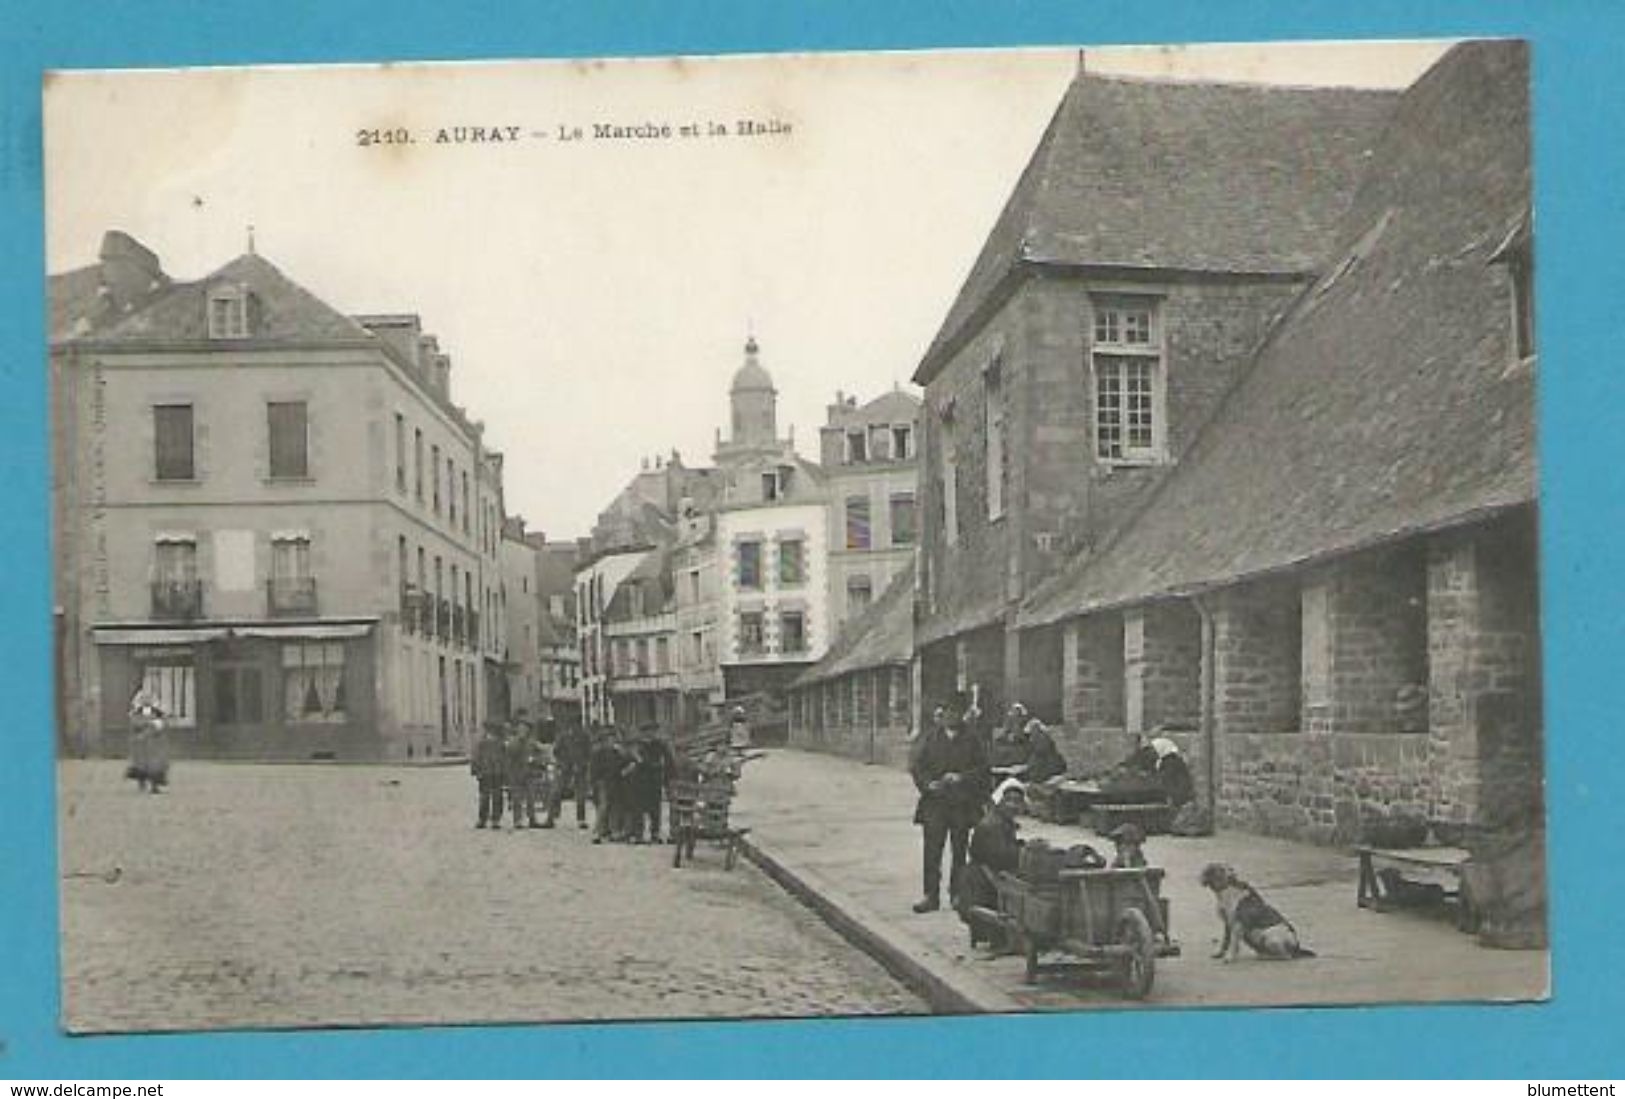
[57,761,925,1033]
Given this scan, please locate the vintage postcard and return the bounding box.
[45,40,1545,1034]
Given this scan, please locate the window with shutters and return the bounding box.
[267,401,309,479]
[154,404,195,481]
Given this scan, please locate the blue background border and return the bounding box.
[4,0,1622,1079]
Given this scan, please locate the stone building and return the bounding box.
[819,388,921,635]
[672,504,724,726]
[500,516,544,723]
[1011,41,1538,845]
[533,536,582,728]
[574,545,649,727]
[787,564,916,766]
[605,552,681,729]
[709,339,831,707]
[51,234,507,761]
[910,61,1400,723]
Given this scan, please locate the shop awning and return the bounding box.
[233,622,375,640]
[92,622,376,644]
[93,626,227,645]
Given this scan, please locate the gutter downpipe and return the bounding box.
[1192,594,1219,821]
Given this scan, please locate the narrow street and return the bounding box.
[57,761,925,1033]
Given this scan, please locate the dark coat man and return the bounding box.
[546,723,592,828]
[504,731,542,828]
[589,730,631,843]
[909,697,991,913]
[630,732,675,843]
[472,727,507,828]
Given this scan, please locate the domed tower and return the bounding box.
[715,334,793,467]
[730,335,777,445]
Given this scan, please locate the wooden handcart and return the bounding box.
[668,777,747,870]
[991,866,1180,999]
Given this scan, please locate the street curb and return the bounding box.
[738,834,1024,1016]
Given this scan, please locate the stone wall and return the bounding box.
[1127,602,1201,733]
[1216,731,1434,845]
[1428,513,1543,831]
[1213,579,1301,737]
[1062,613,1124,728]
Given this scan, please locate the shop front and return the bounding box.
[92,620,382,761]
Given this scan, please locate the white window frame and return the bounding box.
[206,285,248,339]
[1089,293,1167,465]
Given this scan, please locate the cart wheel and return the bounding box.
[1024,938,1041,984]
[724,837,738,871]
[1116,908,1156,1000]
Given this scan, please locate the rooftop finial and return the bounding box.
[247,224,256,255]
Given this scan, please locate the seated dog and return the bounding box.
[1199,863,1315,961]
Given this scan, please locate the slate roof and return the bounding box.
[48,265,111,341]
[915,71,1398,384]
[795,562,915,687]
[1019,42,1533,629]
[85,252,375,344]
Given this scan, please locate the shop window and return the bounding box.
[283,642,347,723]
[138,662,196,728]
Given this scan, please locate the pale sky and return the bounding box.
[44,40,1451,539]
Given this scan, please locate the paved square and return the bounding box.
[58,761,924,1033]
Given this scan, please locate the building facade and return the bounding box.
[818,388,920,635]
[910,66,1399,725]
[574,546,648,727]
[534,537,582,728]
[52,236,506,761]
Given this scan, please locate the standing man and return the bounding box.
[504,722,541,830]
[909,691,991,914]
[589,727,629,845]
[544,721,592,830]
[472,722,506,829]
[630,726,676,844]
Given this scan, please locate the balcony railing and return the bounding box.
[151,578,204,620]
[267,576,318,617]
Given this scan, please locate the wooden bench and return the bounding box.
[1355,844,1476,930]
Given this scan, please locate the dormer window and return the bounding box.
[846,430,868,464]
[207,285,249,339]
